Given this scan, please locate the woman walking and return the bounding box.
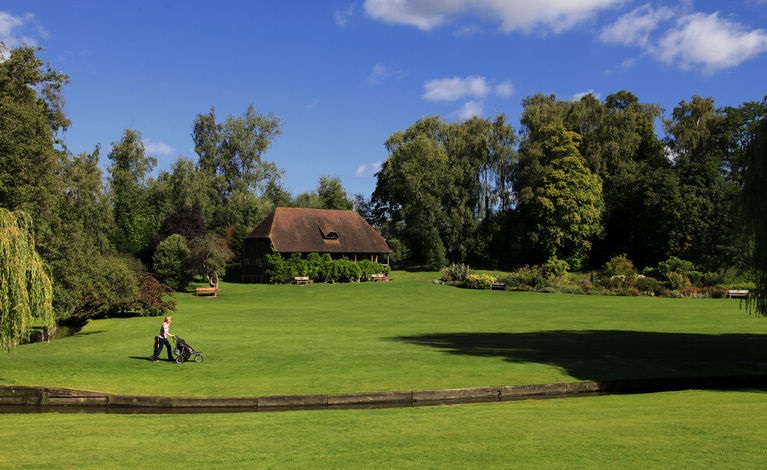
[151,316,174,362]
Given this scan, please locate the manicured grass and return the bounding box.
[2,271,766,396]
[2,390,767,468]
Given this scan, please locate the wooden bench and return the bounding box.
[491,282,507,291]
[195,287,218,297]
[370,273,388,282]
[293,276,311,285]
[727,289,750,298]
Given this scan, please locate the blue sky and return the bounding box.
[2,1,767,197]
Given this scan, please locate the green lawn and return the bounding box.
[2,390,767,469]
[3,272,767,468]
[2,271,766,397]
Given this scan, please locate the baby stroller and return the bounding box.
[173,336,204,364]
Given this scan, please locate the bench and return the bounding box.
[727,289,750,298]
[293,276,311,285]
[195,287,218,297]
[370,273,388,282]
[491,282,507,291]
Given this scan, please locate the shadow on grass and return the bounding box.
[389,330,767,381]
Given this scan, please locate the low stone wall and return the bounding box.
[2,374,766,412]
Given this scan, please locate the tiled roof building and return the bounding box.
[241,207,390,282]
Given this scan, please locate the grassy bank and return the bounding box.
[2,271,765,397]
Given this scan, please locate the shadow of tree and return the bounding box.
[389,330,767,381]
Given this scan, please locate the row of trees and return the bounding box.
[2,43,767,347]
[368,92,766,278]
[0,44,357,344]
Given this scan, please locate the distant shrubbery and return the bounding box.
[440,254,753,298]
[265,252,390,284]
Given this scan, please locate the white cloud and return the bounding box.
[457,100,483,119]
[367,63,405,85]
[334,5,355,28]
[570,90,600,101]
[654,12,767,73]
[494,80,513,98]
[364,0,624,34]
[143,139,174,156]
[355,161,382,178]
[422,75,512,102]
[422,76,490,101]
[601,6,767,74]
[0,11,44,50]
[600,4,673,47]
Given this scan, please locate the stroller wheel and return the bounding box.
[194,353,203,363]
[175,355,185,364]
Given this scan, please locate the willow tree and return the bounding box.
[0,209,54,349]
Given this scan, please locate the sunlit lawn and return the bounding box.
[2,390,767,469]
[2,271,766,397]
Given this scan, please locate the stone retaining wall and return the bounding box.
[2,374,766,412]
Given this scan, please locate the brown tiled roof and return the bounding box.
[246,207,391,254]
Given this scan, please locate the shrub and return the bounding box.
[509,265,545,290]
[462,273,496,290]
[542,257,569,285]
[602,254,637,277]
[600,254,637,289]
[665,271,691,290]
[153,234,192,290]
[441,263,473,283]
[636,276,664,296]
[266,252,291,284]
[266,252,388,284]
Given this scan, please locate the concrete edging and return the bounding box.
[2,374,766,412]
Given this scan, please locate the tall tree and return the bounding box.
[374,129,451,268]
[523,124,603,269]
[107,129,158,259]
[0,44,69,236]
[0,209,54,349]
[664,96,735,271]
[317,175,354,210]
[192,105,284,228]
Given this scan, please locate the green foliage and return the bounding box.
[602,254,637,278]
[542,257,570,284]
[192,105,284,228]
[266,252,388,284]
[152,234,192,290]
[187,233,235,287]
[635,276,665,296]
[0,45,69,221]
[107,129,159,259]
[0,209,54,348]
[501,265,546,290]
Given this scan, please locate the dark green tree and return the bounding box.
[664,96,735,271]
[0,44,69,239]
[374,129,450,269]
[743,118,767,315]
